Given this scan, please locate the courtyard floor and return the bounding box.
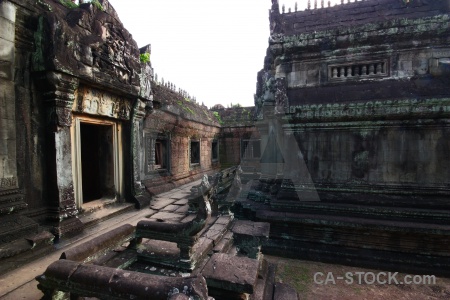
[1,179,449,299]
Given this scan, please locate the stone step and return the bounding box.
[79,202,135,228]
[0,230,54,275]
[257,209,450,234]
[213,231,233,254]
[270,201,450,225]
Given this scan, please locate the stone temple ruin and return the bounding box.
[0,0,450,298]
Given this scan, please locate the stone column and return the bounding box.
[38,71,82,237]
[0,1,40,244]
[130,98,151,208]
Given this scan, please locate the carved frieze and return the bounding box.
[0,177,18,190]
[75,87,132,120]
[288,98,450,122]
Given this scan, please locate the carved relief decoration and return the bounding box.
[288,98,450,122]
[75,86,132,120]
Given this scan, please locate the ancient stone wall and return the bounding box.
[0,0,50,244]
[214,107,261,171]
[142,84,221,195]
[256,0,450,204]
[278,0,450,35]
[0,0,153,238]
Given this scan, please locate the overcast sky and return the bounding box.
[107,0,344,108]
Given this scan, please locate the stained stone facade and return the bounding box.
[254,0,450,206]
[0,0,220,270]
[212,106,261,178]
[239,0,450,274]
[2,0,450,278]
[142,83,221,195]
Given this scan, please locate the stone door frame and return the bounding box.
[71,115,123,209]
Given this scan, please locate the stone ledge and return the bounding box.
[202,253,259,294]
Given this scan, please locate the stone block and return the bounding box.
[148,211,184,222]
[0,2,16,23]
[60,224,135,262]
[0,16,14,42]
[149,197,177,210]
[232,220,270,239]
[161,204,181,212]
[202,253,259,294]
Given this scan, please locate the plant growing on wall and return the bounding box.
[140,52,150,64]
[59,0,78,9]
[213,111,224,124]
[92,0,104,11]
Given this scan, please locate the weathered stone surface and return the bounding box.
[33,0,141,95]
[273,283,299,300]
[150,198,178,210]
[232,220,270,259]
[244,0,450,276]
[232,220,270,239]
[60,224,135,262]
[202,253,259,294]
[36,259,210,300]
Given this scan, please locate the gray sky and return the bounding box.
[107,0,343,108]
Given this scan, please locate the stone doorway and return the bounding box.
[72,117,123,209]
[80,123,114,202]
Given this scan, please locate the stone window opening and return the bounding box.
[241,139,261,159]
[154,139,167,170]
[190,140,200,165]
[211,140,219,161]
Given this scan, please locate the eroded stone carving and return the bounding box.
[75,86,132,120]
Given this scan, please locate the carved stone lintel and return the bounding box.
[75,86,132,120]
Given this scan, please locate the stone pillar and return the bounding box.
[130,98,151,208]
[0,1,40,244]
[38,71,82,237]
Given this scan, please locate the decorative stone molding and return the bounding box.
[75,86,132,120]
[269,14,450,54]
[287,98,450,121]
[329,59,388,81]
[38,72,79,128]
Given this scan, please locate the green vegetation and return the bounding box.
[59,0,78,9]
[176,99,195,115]
[232,103,242,108]
[183,106,195,115]
[92,0,104,11]
[140,52,150,64]
[213,111,224,124]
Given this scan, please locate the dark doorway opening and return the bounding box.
[80,123,115,203]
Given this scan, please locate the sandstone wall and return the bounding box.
[256,0,450,205]
[143,84,221,195]
[279,0,450,35]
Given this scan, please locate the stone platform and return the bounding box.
[34,176,299,300]
[234,179,450,277]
